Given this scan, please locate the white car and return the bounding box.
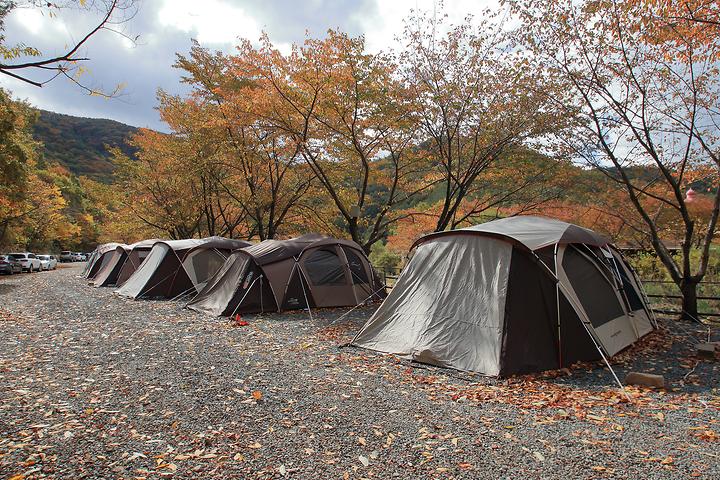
[37,254,58,270]
[71,252,85,262]
[8,252,43,273]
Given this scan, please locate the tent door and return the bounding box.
[557,245,639,356]
[299,245,357,308]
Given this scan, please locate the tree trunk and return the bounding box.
[679,279,698,321]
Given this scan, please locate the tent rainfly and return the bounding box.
[351,216,656,377]
[91,239,160,287]
[115,237,252,300]
[84,243,124,280]
[187,234,385,316]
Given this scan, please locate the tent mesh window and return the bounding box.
[187,250,226,286]
[612,259,645,311]
[304,248,347,286]
[562,246,625,328]
[342,247,369,284]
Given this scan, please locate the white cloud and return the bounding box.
[360,0,499,53]
[157,0,261,45]
[10,7,45,35]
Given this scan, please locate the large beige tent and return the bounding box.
[187,234,385,316]
[351,216,655,377]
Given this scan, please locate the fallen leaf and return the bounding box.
[359,455,369,467]
[252,390,263,400]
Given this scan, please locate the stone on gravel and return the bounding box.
[696,342,717,359]
[625,372,666,388]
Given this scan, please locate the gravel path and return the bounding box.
[0,264,718,479]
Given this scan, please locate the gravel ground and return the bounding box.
[0,264,718,479]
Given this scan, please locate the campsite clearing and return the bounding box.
[0,265,718,479]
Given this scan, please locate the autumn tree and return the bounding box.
[112,128,219,240]
[0,88,35,244]
[229,32,431,253]
[509,0,720,320]
[174,44,314,240]
[399,11,569,232]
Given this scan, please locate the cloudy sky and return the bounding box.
[1,0,495,131]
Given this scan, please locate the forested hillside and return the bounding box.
[32,110,138,180]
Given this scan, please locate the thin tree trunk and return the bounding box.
[679,279,699,321]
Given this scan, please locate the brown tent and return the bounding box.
[84,243,123,280]
[115,240,162,287]
[116,237,252,300]
[91,239,160,287]
[187,234,385,316]
[352,216,656,377]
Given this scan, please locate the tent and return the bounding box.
[351,216,655,377]
[187,234,385,316]
[115,237,251,300]
[91,239,159,287]
[84,243,123,280]
[115,240,159,286]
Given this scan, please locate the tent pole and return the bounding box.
[228,276,260,319]
[326,285,389,327]
[558,280,632,401]
[296,260,314,322]
[347,268,384,301]
[533,251,631,401]
[260,275,264,314]
[554,244,562,368]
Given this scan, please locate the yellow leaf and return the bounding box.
[252,390,262,400]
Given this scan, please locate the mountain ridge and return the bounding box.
[32,109,139,181]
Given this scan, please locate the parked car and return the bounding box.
[37,254,58,271]
[8,252,42,272]
[60,251,73,263]
[0,255,22,275]
[72,252,85,262]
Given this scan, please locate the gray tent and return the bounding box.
[351,216,655,377]
[115,237,251,300]
[91,239,160,287]
[84,243,123,280]
[115,240,159,286]
[187,234,385,316]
